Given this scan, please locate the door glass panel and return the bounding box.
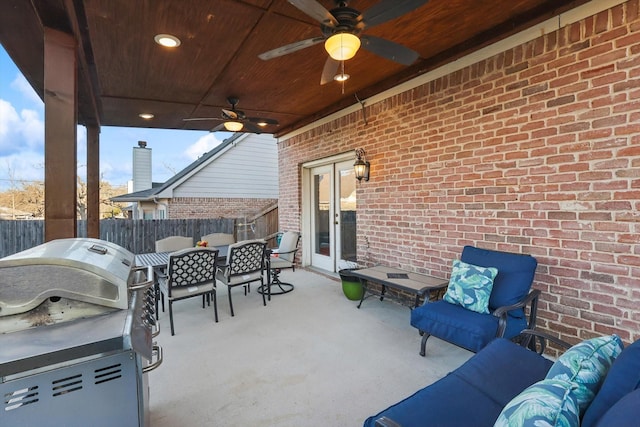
[314,171,331,257]
[339,168,357,263]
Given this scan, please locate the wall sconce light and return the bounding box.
[354,148,370,182]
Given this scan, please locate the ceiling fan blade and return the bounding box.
[259,37,325,60]
[242,122,263,134]
[222,108,240,120]
[361,0,429,30]
[320,57,340,85]
[248,117,279,126]
[360,35,419,66]
[210,123,226,132]
[288,0,338,27]
[183,117,222,122]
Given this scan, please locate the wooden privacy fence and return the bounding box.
[0,218,234,258]
[0,205,280,258]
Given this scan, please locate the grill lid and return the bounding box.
[0,238,134,317]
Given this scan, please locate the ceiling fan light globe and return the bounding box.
[223,121,244,132]
[325,33,360,61]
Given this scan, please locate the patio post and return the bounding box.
[43,28,78,241]
[87,125,100,238]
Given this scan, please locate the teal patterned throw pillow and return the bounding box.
[443,259,498,314]
[494,379,580,427]
[545,335,623,414]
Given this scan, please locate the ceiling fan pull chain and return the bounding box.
[354,93,367,126]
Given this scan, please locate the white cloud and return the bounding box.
[19,109,44,149]
[0,99,20,143]
[184,133,224,161]
[0,152,44,190]
[10,74,43,107]
[0,99,44,154]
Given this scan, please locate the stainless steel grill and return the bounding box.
[0,238,162,427]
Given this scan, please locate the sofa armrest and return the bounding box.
[374,416,402,427]
[493,289,541,337]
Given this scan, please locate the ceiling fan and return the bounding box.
[258,0,428,85]
[183,97,279,133]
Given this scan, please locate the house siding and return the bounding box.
[278,0,640,343]
[173,134,279,199]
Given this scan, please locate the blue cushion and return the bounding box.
[494,379,580,427]
[592,388,640,427]
[545,335,623,415]
[362,372,503,427]
[452,338,554,407]
[460,246,537,312]
[443,259,497,314]
[582,339,640,427]
[411,300,526,352]
[363,339,552,427]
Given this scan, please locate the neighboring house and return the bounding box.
[0,207,34,220]
[112,133,278,219]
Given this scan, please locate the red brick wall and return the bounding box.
[279,1,640,343]
[169,197,277,219]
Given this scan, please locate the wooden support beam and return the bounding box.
[87,125,100,238]
[44,28,77,241]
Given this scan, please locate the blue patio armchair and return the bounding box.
[411,245,540,355]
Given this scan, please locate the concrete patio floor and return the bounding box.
[148,268,472,427]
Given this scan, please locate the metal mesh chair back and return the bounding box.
[227,240,266,277]
[167,248,219,294]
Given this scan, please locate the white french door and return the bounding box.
[308,160,357,273]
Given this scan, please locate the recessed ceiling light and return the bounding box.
[256,121,268,127]
[154,34,181,48]
[334,73,350,82]
[139,113,154,119]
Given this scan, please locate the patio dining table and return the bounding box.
[135,245,229,268]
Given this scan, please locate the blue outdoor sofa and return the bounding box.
[364,331,640,427]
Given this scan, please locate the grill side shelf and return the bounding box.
[0,310,129,380]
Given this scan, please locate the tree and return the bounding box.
[0,178,127,219]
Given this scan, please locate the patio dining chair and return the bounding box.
[153,236,194,317]
[262,231,300,298]
[157,247,219,336]
[216,239,267,317]
[155,236,193,252]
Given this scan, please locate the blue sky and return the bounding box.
[0,44,229,191]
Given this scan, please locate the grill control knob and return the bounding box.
[144,313,156,326]
[146,295,155,306]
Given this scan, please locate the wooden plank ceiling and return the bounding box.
[0,0,588,137]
